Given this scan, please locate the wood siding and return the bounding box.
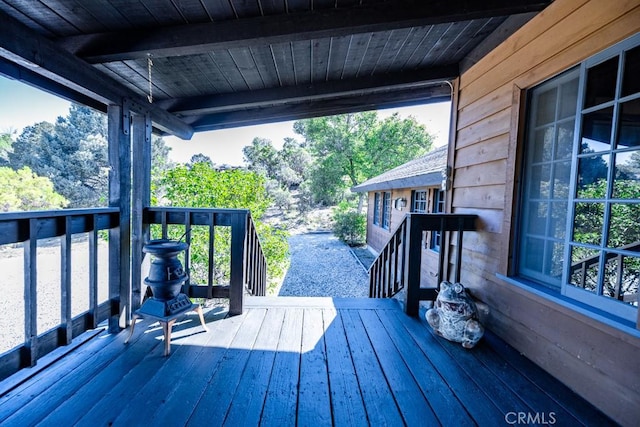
[365,188,441,288]
[451,0,640,425]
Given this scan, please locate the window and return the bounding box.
[373,192,381,225]
[412,190,427,213]
[430,190,445,251]
[382,192,391,229]
[518,34,640,322]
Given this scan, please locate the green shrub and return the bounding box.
[332,202,366,246]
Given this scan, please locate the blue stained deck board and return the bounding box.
[0,296,613,426]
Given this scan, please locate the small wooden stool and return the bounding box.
[125,303,208,356]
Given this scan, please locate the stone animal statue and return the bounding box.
[426,281,484,349]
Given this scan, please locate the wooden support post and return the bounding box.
[229,212,247,315]
[404,214,424,317]
[131,113,151,311]
[108,103,132,333]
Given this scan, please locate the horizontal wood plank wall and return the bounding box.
[452,0,640,425]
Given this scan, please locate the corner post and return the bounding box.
[131,113,152,311]
[229,212,248,315]
[404,214,423,317]
[108,103,132,333]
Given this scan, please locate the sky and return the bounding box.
[0,76,451,166]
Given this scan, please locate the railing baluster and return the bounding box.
[184,212,192,292]
[89,215,99,329]
[60,216,73,346]
[24,218,39,367]
[208,212,215,298]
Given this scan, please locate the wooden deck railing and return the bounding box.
[0,208,120,380]
[144,207,267,315]
[569,241,640,303]
[369,213,478,316]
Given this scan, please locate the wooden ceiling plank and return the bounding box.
[326,35,351,81]
[39,0,109,33]
[0,9,193,138]
[291,40,312,85]
[419,21,474,67]
[164,66,458,115]
[56,0,553,63]
[369,28,412,75]
[229,0,262,18]
[311,38,331,83]
[356,31,392,77]
[249,45,281,88]
[270,42,297,86]
[228,47,265,90]
[75,0,137,31]
[199,0,236,20]
[209,49,251,91]
[138,0,189,25]
[2,0,78,36]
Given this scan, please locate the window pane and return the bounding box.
[602,253,640,306]
[569,246,600,294]
[533,127,554,162]
[526,201,548,235]
[585,57,618,108]
[536,87,558,124]
[550,201,568,239]
[617,98,640,148]
[552,161,571,199]
[546,240,565,279]
[622,45,640,97]
[581,107,614,153]
[555,122,574,160]
[522,237,544,272]
[613,151,640,198]
[607,203,640,248]
[529,164,551,198]
[573,202,605,245]
[577,154,609,198]
[559,77,579,119]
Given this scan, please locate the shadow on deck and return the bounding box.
[0,297,612,426]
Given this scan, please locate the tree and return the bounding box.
[243,137,280,178]
[187,153,213,168]
[0,131,14,166]
[0,166,68,212]
[9,105,108,207]
[294,112,434,208]
[9,104,173,208]
[159,163,289,287]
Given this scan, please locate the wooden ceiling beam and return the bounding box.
[57,0,552,63]
[180,84,452,133]
[0,10,194,139]
[161,66,458,116]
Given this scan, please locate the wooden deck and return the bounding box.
[0,297,612,426]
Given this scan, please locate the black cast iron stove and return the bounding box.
[126,239,208,356]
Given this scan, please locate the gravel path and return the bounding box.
[278,232,369,297]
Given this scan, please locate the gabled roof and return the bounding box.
[352,145,447,192]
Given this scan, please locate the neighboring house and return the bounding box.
[352,145,447,286]
[446,1,639,425]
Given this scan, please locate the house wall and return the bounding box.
[451,0,640,424]
[365,188,441,288]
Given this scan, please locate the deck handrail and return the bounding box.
[0,208,120,381]
[369,213,477,316]
[569,241,640,303]
[144,207,267,315]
